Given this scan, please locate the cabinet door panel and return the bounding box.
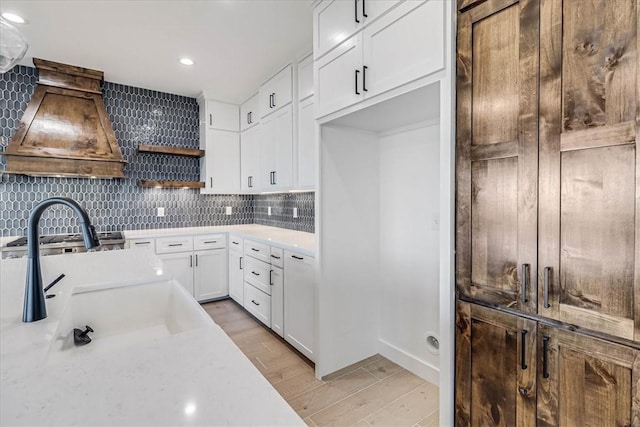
[314,0,361,60]
[240,125,262,193]
[158,253,193,296]
[537,325,640,426]
[203,129,240,194]
[456,301,537,426]
[194,249,227,302]
[271,266,284,338]
[538,0,639,340]
[456,0,539,312]
[229,250,244,305]
[298,96,316,188]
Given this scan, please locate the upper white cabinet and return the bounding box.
[201,99,239,131]
[314,0,444,118]
[240,93,259,132]
[313,0,400,60]
[259,65,293,118]
[298,54,314,101]
[240,124,262,192]
[260,104,294,190]
[200,129,241,194]
[297,96,316,189]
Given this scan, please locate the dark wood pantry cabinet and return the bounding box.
[455,0,640,425]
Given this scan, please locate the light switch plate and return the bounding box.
[157,207,165,217]
[225,206,232,215]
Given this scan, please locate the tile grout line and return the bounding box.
[360,380,430,425]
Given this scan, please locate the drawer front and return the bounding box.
[244,239,270,263]
[270,246,284,268]
[126,238,155,251]
[244,283,271,327]
[155,236,194,254]
[244,256,271,295]
[229,235,244,253]
[194,234,226,250]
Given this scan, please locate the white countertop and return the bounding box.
[0,251,304,426]
[124,224,315,257]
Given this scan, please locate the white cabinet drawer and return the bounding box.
[244,239,270,263]
[270,246,284,268]
[194,234,226,250]
[155,236,194,254]
[126,238,155,251]
[244,256,271,295]
[244,283,271,327]
[229,235,244,253]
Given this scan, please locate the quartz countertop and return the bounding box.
[124,224,315,257]
[0,251,304,426]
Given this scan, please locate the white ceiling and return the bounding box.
[1,0,314,103]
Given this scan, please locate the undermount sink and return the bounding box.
[47,278,213,363]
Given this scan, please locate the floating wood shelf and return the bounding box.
[137,144,205,158]
[138,180,205,189]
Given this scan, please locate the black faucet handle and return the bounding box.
[80,325,94,337]
[74,325,94,346]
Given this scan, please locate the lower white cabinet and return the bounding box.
[244,282,271,327]
[158,252,195,295]
[270,266,284,338]
[228,235,244,305]
[193,249,227,301]
[284,251,316,361]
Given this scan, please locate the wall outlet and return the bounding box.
[293,207,298,218]
[225,206,232,215]
[157,207,165,217]
[268,206,272,216]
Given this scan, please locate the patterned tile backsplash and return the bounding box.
[0,65,314,237]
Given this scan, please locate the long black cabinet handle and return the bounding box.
[362,0,367,17]
[520,330,528,370]
[543,336,550,378]
[363,65,368,92]
[291,255,304,260]
[354,0,359,23]
[195,254,198,267]
[270,269,273,286]
[239,256,243,270]
[168,243,183,247]
[272,93,276,108]
[190,255,193,267]
[521,263,529,303]
[273,171,277,185]
[543,267,552,308]
[203,240,217,244]
[210,177,213,188]
[355,69,360,95]
[209,114,212,126]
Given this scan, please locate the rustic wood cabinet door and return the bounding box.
[456,0,539,312]
[456,301,537,426]
[537,324,640,426]
[538,0,640,340]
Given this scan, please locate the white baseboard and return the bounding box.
[378,338,439,386]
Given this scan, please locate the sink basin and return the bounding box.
[47,278,213,363]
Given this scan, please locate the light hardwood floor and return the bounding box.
[202,299,439,426]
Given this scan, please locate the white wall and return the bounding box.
[378,123,440,384]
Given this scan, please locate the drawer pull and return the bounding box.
[203,240,217,244]
[195,254,198,267]
[251,248,260,252]
[543,267,552,308]
[271,254,281,260]
[168,243,183,247]
[521,263,529,303]
[134,242,150,245]
[190,255,193,268]
[291,255,304,260]
[251,300,260,306]
[251,271,260,276]
[232,241,239,245]
[520,330,528,370]
[542,336,550,379]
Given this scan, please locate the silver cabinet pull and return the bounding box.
[543,267,552,308]
[521,264,530,303]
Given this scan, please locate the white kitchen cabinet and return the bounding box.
[244,282,271,327]
[200,129,240,194]
[298,54,314,101]
[313,0,400,60]
[228,235,244,305]
[240,93,259,132]
[240,124,262,193]
[270,265,284,338]
[297,96,316,189]
[314,0,443,119]
[259,65,293,118]
[201,99,239,131]
[260,104,293,190]
[244,256,271,295]
[155,234,228,302]
[284,250,316,361]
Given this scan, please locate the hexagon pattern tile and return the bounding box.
[0,65,314,237]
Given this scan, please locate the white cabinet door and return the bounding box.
[240,124,262,193]
[362,0,443,97]
[201,129,240,194]
[260,105,293,190]
[244,283,271,327]
[284,251,316,361]
[298,54,314,101]
[270,266,284,338]
[240,93,259,131]
[315,34,363,118]
[205,100,239,131]
[159,252,194,296]
[229,248,244,305]
[259,65,293,118]
[297,96,316,189]
[193,249,227,302]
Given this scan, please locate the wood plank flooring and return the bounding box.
[202,299,439,426]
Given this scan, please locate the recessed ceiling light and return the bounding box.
[179,58,194,66]
[2,12,25,24]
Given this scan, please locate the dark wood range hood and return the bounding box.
[2,58,126,178]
